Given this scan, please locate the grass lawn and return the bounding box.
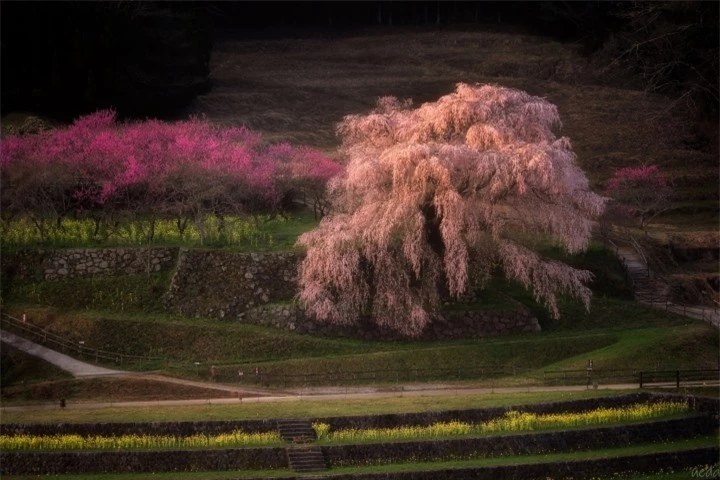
[0,390,631,424]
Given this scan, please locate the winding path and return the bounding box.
[3,328,718,413]
[1,330,124,378]
[1,328,646,413]
[0,329,284,399]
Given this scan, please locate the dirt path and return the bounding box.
[1,330,125,378]
[1,381,646,412]
[3,328,715,413]
[0,329,286,398]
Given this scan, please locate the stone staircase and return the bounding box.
[277,419,327,473]
[614,244,719,328]
[277,418,317,443]
[286,445,327,473]
[617,246,670,305]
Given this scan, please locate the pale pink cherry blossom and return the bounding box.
[297,83,606,336]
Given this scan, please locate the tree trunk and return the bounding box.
[176,216,190,235]
[31,217,48,242]
[147,218,156,243]
[422,203,445,257]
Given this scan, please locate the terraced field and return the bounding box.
[1,393,717,479]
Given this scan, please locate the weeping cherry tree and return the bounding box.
[297,83,606,336]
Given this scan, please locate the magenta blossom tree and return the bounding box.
[605,165,672,231]
[1,110,341,243]
[268,143,343,218]
[296,83,606,336]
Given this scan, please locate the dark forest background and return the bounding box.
[1,1,717,123]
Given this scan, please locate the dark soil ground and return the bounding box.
[1,376,235,404]
[190,25,718,300]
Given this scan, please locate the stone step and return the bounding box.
[277,419,317,443]
[286,446,326,472]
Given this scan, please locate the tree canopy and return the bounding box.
[0,111,340,243]
[297,83,606,336]
[605,165,672,231]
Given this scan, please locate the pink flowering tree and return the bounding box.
[296,83,606,336]
[1,111,340,243]
[0,130,84,240]
[605,165,672,231]
[268,143,343,218]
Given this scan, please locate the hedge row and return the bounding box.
[1,416,713,475]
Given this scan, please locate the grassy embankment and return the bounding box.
[2,237,717,414]
[2,28,718,413]
[2,216,717,408]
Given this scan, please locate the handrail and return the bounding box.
[628,236,648,267]
[0,313,165,366]
[638,369,720,388]
[609,236,718,326]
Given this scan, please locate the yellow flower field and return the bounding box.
[312,401,689,442]
[0,430,281,451]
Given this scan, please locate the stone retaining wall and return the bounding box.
[320,416,712,467]
[1,417,714,475]
[242,303,540,340]
[162,249,297,319]
[2,248,178,282]
[2,247,540,339]
[1,447,286,475]
[161,249,540,339]
[294,449,717,480]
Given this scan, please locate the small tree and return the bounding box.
[605,165,672,231]
[268,143,343,218]
[297,83,606,336]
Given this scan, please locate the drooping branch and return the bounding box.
[297,83,606,336]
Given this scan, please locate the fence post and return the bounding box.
[676,370,680,389]
[639,371,643,388]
